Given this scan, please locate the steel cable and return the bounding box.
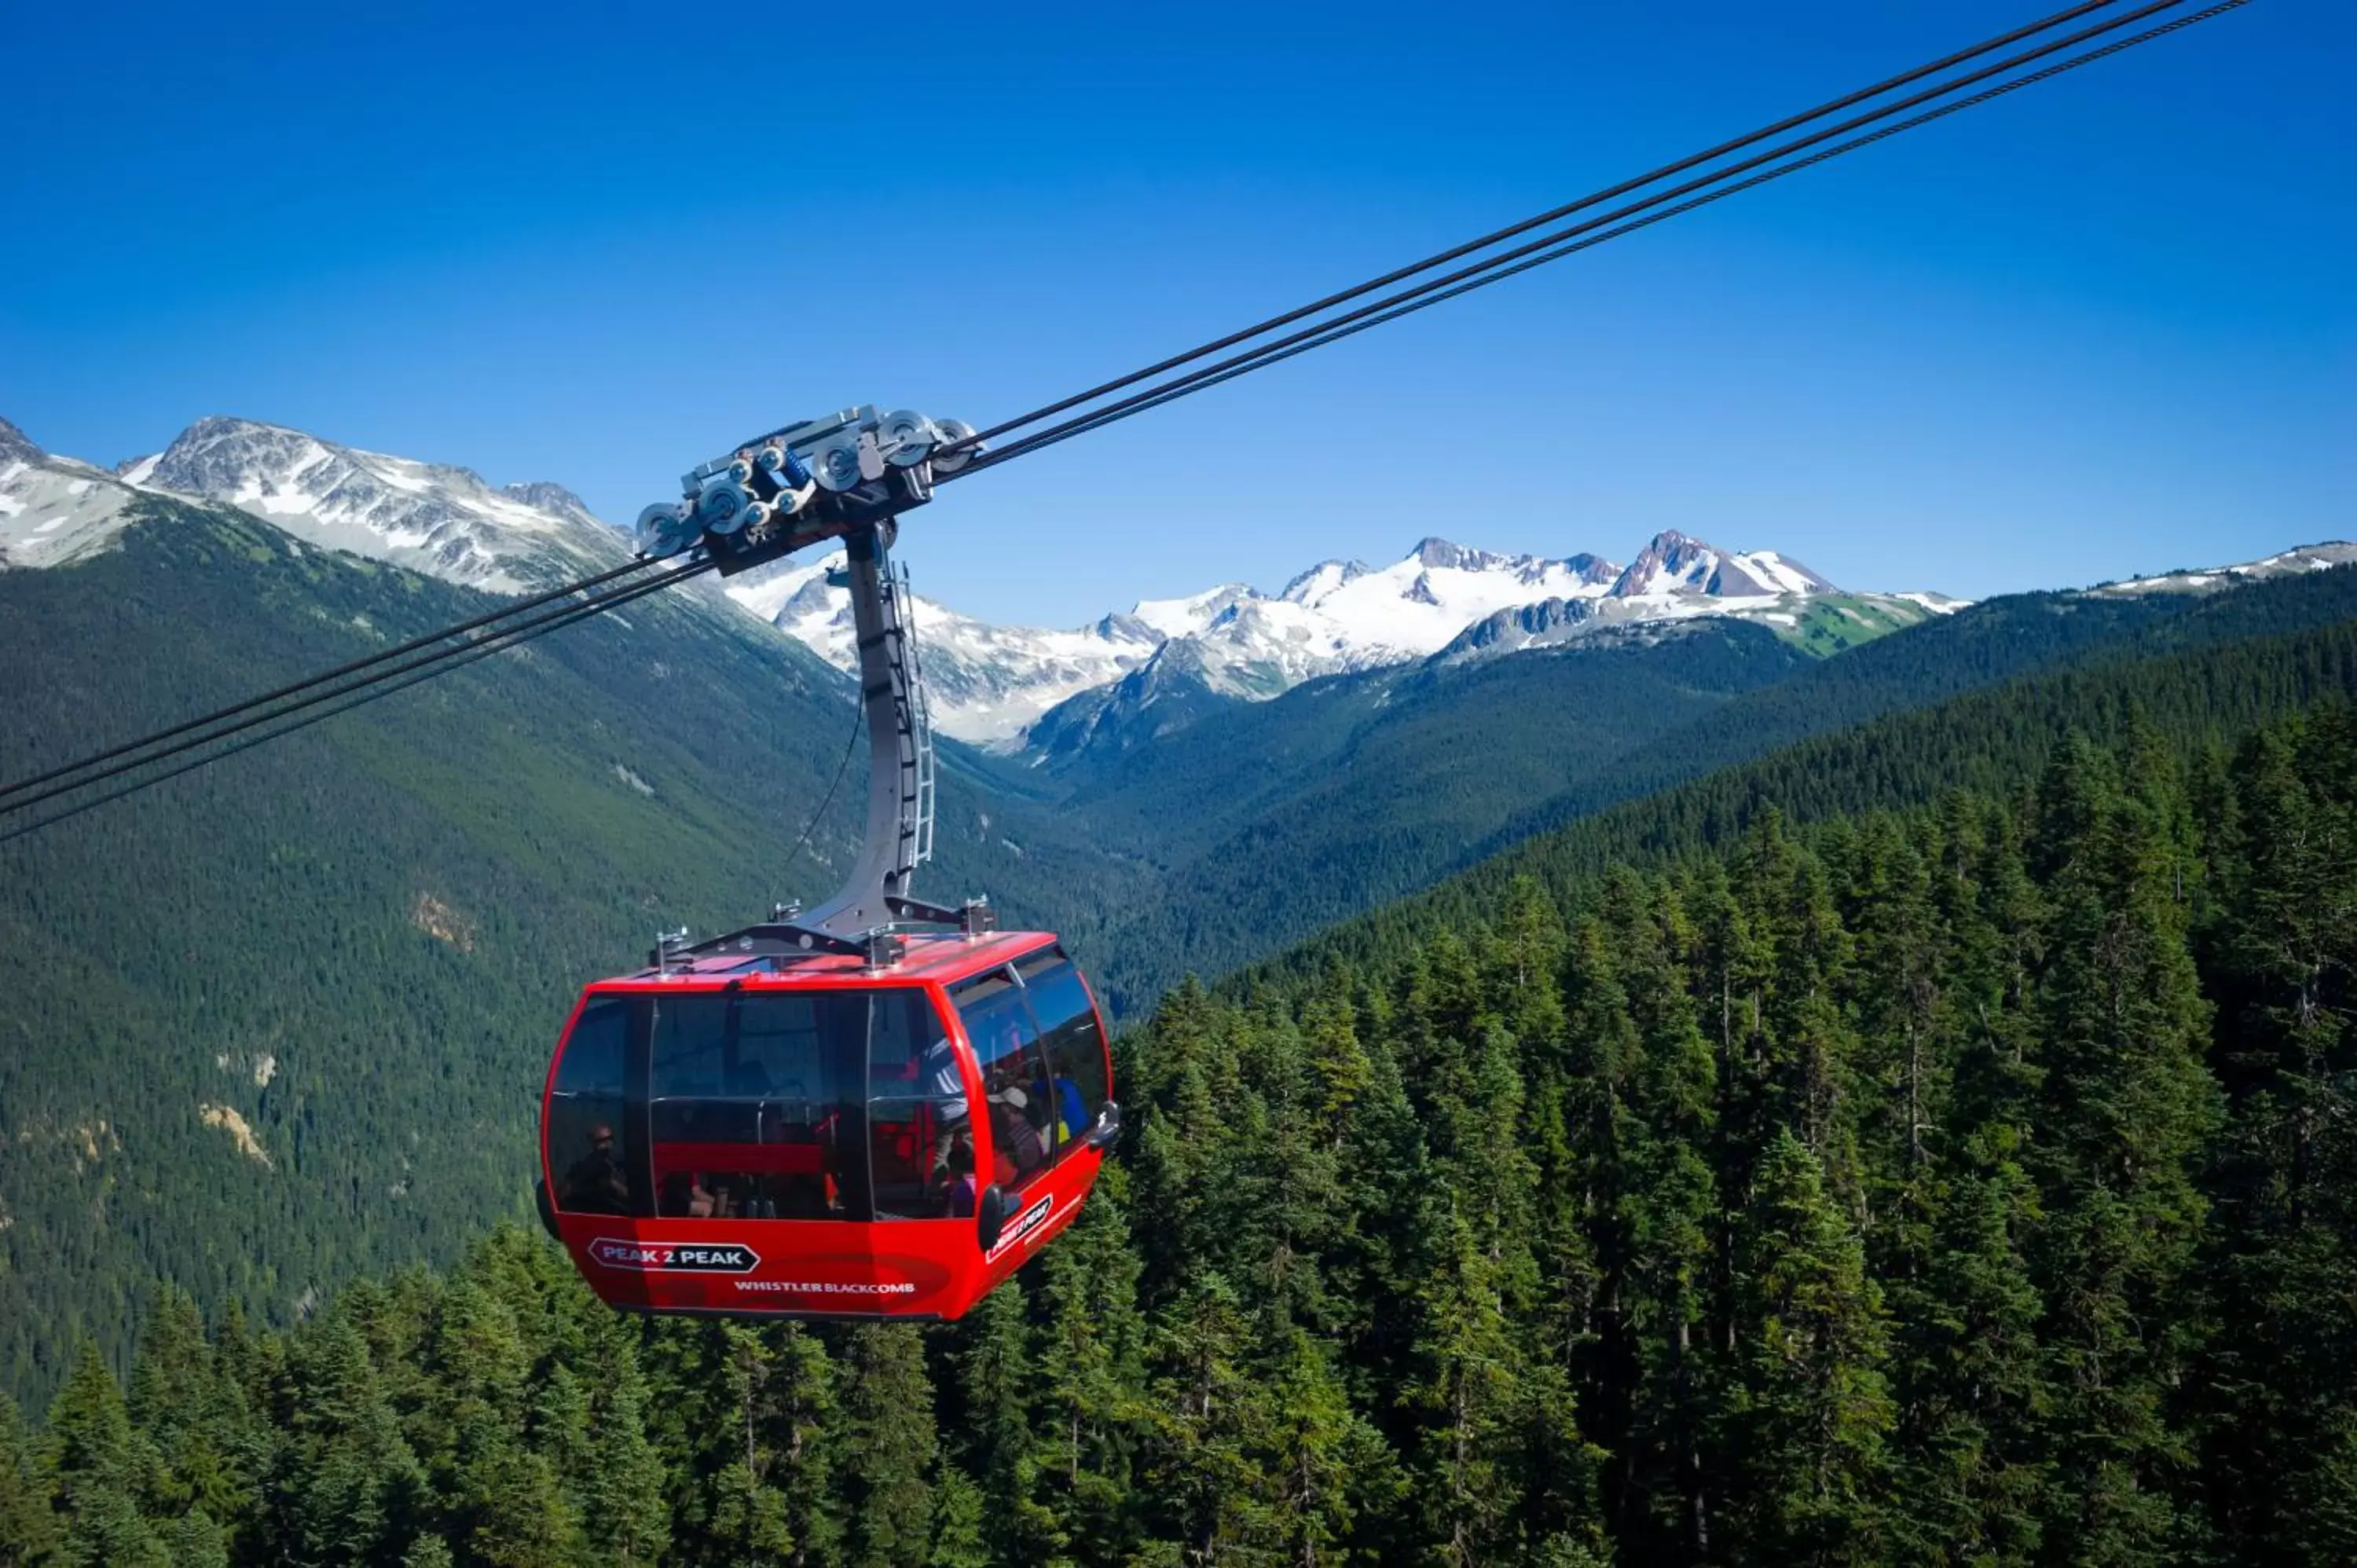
[0,558,713,826]
[960,0,2248,471]
[938,0,2171,459]
[952,0,2224,477]
[0,554,662,806]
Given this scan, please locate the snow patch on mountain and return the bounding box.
[2100,541,2357,595]
[0,421,143,570]
[727,535,1658,747]
[1607,529,1835,604]
[725,553,1162,746]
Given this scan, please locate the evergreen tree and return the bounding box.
[260,1311,422,1568]
[1029,1182,1149,1561]
[126,1286,255,1552]
[926,1464,991,1568]
[1892,1126,2054,1564]
[42,1339,169,1568]
[402,1535,458,1568]
[0,1393,57,1568]
[837,1324,936,1568]
[1618,870,1724,1559]
[949,1283,1050,1559]
[1728,1130,1895,1564]
[1138,1274,1262,1563]
[2187,713,2357,1560]
[2026,737,2220,1561]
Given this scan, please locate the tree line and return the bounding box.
[5,702,2355,1564]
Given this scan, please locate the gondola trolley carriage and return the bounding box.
[537,406,1119,1321]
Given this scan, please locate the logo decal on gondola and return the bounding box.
[985,1195,1058,1262]
[590,1238,761,1273]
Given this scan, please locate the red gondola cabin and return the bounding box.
[539,929,1116,1321]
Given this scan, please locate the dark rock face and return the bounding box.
[1025,636,1237,762]
[1438,595,1599,658]
[1413,537,1506,573]
[504,482,607,530]
[0,416,43,467]
[1562,551,1621,586]
[1610,529,1715,597]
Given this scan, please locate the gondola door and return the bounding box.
[950,943,1115,1294]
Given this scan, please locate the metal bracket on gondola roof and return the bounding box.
[888,894,997,936]
[651,405,992,974]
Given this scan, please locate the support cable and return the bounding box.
[939,0,2167,458]
[962,0,2246,470]
[0,559,711,826]
[776,702,867,892]
[953,0,2226,477]
[0,555,661,806]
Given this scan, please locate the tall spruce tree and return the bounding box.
[0,1393,57,1568]
[837,1324,936,1568]
[2188,713,2357,1561]
[2025,736,2220,1561]
[1729,1130,1895,1564]
[42,1339,168,1568]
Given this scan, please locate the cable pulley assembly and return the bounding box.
[636,405,975,574]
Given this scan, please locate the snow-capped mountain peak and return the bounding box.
[501,481,605,532]
[1280,558,1371,603]
[0,419,145,570]
[720,528,1869,750]
[0,416,41,468]
[137,415,630,590]
[723,551,1165,747]
[1608,529,1836,601]
[1132,582,1260,639]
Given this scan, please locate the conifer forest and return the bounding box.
[5,703,2353,1566]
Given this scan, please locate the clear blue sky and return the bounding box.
[2,0,2348,625]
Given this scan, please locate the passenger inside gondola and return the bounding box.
[561,1125,631,1214]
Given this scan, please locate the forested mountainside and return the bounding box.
[1259,564,2357,991]
[1081,564,2357,1013]
[5,702,2352,1566]
[1039,621,1816,1014]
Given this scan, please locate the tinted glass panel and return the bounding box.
[650,992,867,1221]
[953,969,1056,1189]
[1016,951,1109,1144]
[865,991,966,1220]
[549,998,639,1215]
